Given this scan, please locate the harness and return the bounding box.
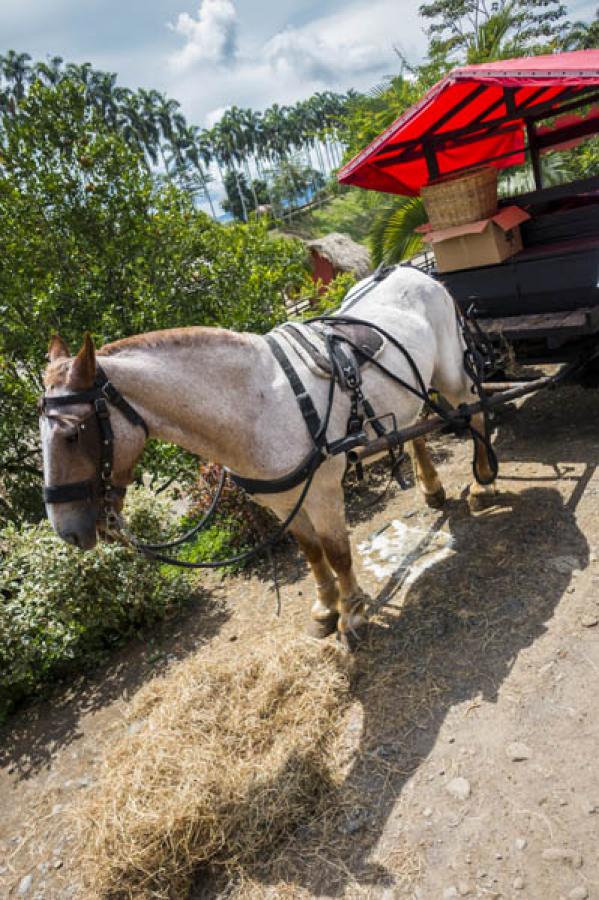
[229,325,398,496]
[40,267,498,570]
[40,365,148,524]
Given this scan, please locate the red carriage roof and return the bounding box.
[337,49,599,196]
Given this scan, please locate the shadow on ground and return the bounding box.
[0,590,229,779]
[194,385,594,897]
[196,484,587,897]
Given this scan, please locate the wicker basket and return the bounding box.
[421,167,498,229]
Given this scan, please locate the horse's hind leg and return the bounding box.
[289,509,340,638]
[408,436,446,509]
[441,384,497,509]
[467,411,497,510]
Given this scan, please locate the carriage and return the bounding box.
[338,49,599,367]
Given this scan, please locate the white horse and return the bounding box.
[40,267,496,640]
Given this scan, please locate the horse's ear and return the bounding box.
[48,334,70,363]
[68,333,96,389]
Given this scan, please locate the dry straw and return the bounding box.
[73,638,352,898]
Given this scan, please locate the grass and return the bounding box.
[282,188,387,245]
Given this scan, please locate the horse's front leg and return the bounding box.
[289,509,340,639]
[409,435,446,509]
[305,481,370,642]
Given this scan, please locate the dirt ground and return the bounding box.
[2,381,599,900]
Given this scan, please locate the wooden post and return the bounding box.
[526,121,543,190]
[423,142,440,181]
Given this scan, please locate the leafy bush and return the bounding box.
[300,272,358,317]
[178,463,279,568]
[0,488,195,719]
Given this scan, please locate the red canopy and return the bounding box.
[338,49,599,196]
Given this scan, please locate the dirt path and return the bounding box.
[2,383,599,899]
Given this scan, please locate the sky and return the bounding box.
[3,0,595,130]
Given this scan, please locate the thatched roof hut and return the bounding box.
[306,232,371,284]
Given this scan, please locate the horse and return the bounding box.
[40,266,496,641]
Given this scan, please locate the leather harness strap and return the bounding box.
[41,365,148,512]
[264,335,323,446]
[229,326,396,496]
[228,335,327,495]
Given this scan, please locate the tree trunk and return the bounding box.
[198,165,217,218]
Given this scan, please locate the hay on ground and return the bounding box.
[73,638,351,898]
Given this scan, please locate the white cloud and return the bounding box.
[168,0,238,72]
[264,0,410,82]
[165,0,425,124]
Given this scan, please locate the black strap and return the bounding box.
[43,481,96,504]
[265,335,323,447]
[229,446,323,495]
[43,481,126,504]
[96,365,149,436]
[338,263,396,313]
[42,388,102,410]
[41,369,149,438]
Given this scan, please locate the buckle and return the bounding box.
[101,381,120,403]
[94,397,109,418]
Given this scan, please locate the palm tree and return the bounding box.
[211,117,249,221]
[34,56,64,85]
[64,62,93,99]
[1,51,32,103]
[369,197,428,266]
[169,124,217,217]
[465,1,523,64]
[93,71,119,128]
[562,9,599,50]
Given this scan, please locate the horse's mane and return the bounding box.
[98,326,247,356]
[43,327,249,387]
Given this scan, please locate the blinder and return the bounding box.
[40,365,148,520]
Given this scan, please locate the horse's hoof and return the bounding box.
[469,489,496,512]
[337,620,369,652]
[306,612,340,639]
[425,486,446,509]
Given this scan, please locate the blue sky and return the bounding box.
[1,0,596,128]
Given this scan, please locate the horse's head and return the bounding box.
[40,334,147,550]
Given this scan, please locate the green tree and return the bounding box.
[221,170,270,220]
[562,8,599,49]
[340,72,420,162]
[0,77,307,524]
[419,0,569,62]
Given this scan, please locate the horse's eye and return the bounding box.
[65,430,79,445]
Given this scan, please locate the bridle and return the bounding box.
[40,365,149,526]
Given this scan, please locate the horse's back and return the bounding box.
[338,265,467,398]
[339,266,455,337]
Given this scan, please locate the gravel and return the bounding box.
[446,777,471,801]
[542,848,583,867]
[506,741,533,761]
[17,875,33,896]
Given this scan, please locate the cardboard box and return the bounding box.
[420,205,531,273]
